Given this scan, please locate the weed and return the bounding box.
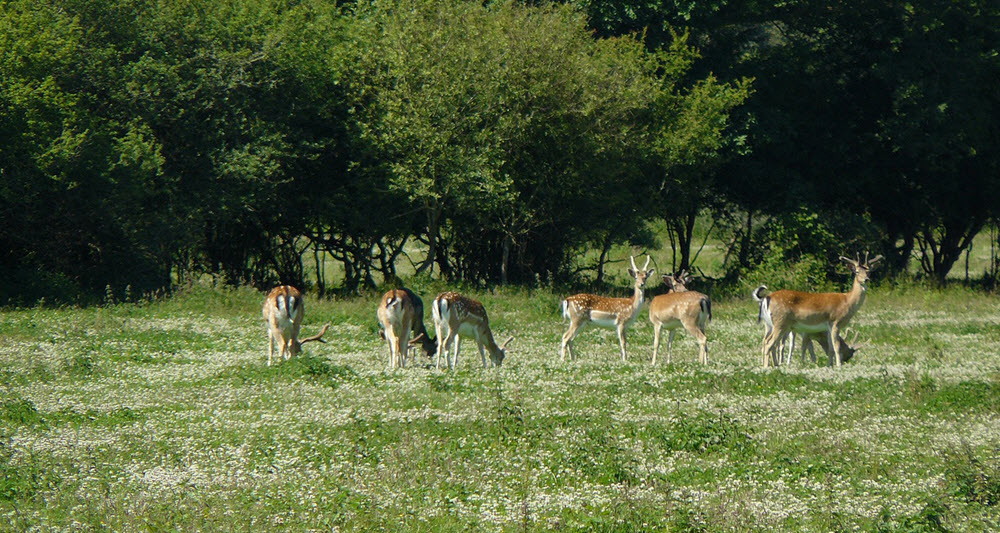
[944,444,1000,507]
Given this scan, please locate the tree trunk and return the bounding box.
[917,218,985,284]
[415,204,442,277]
[668,210,697,272]
[501,235,512,285]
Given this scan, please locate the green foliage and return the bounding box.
[353,0,687,282]
[660,411,754,455]
[0,432,52,502]
[873,500,949,532]
[943,445,1000,507]
[0,398,42,426]
[739,208,848,291]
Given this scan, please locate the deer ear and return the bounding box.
[628,268,637,278]
[646,269,655,278]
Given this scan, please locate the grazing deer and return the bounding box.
[560,255,654,362]
[756,253,883,367]
[377,288,436,368]
[262,285,329,366]
[431,292,513,369]
[796,329,867,365]
[649,269,711,365]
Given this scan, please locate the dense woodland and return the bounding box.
[1,0,998,304]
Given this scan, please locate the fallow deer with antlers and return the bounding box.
[262,285,329,366]
[560,255,654,362]
[756,253,882,368]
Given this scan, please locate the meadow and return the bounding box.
[2,279,1000,531]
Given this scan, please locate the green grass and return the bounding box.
[2,282,1000,531]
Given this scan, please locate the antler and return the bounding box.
[839,255,859,268]
[643,255,651,271]
[866,253,884,268]
[843,328,870,350]
[299,323,330,345]
[500,336,514,349]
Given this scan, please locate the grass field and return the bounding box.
[2,280,1000,531]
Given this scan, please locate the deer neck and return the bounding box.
[628,280,646,317]
[842,274,867,322]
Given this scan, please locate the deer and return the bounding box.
[756,253,883,368]
[753,285,797,364]
[649,269,711,365]
[753,286,868,366]
[560,255,654,362]
[431,292,513,369]
[262,285,329,366]
[377,288,437,369]
[795,328,868,365]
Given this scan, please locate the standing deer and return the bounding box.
[560,255,654,362]
[757,253,882,367]
[431,292,513,369]
[649,269,711,365]
[377,288,436,369]
[753,285,797,363]
[262,285,329,366]
[754,285,867,366]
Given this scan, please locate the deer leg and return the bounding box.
[267,332,276,367]
[395,335,405,369]
[830,324,842,367]
[666,329,676,364]
[785,332,796,365]
[762,327,784,368]
[434,325,447,369]
[617,323,628,361]
[561,319,584,362]
[451,336,461,369]
[683,319,708,365]
[478,340,488,368]
[385,332,396,369]
[651,321,662,365]
[801,336,816,364]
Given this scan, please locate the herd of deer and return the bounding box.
[262,253,883,370]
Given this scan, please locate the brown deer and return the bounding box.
[756,253,882,367]
[262,286,329,366]
[431,292,512,369]
[560,255,654,362]
[649,270,711,365]
[377,288,436,368]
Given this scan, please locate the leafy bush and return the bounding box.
[740,208,841,291]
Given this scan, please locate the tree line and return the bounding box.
[1,0,997,304]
